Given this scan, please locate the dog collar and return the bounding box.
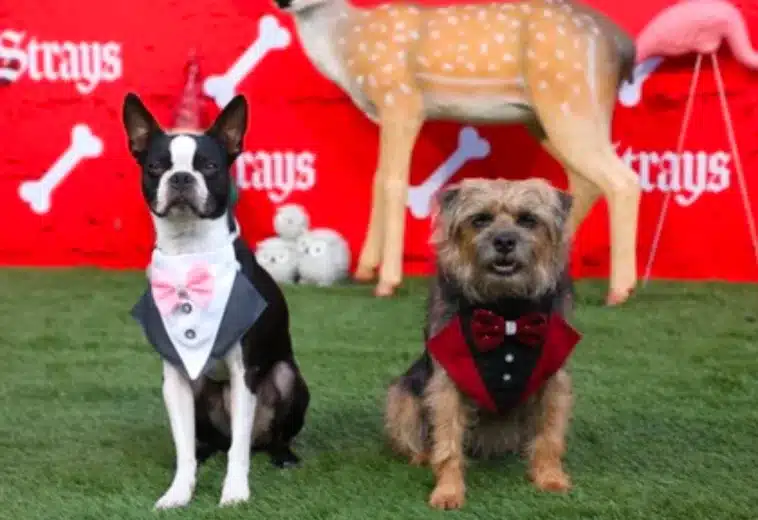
[426,305,581,414]
[131,226,267,380]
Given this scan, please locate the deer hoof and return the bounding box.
[605,287,635,306]
[374,281,399,297]
[353,265,376,283]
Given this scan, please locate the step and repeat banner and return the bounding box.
[1,0,757,280]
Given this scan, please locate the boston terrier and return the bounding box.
[122,93,310,509]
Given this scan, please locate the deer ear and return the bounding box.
[207,95,248,159]
[122,93,160,158]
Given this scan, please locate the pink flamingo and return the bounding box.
[620,0,758,282]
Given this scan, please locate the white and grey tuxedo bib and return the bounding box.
[132,233,267,380]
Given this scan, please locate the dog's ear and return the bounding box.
[436,185,461,215]
[122,93,160,159]
[207,95,248,159]
[556,190,573,223]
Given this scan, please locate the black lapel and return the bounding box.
[207,271,268,362]
[131,287,186,373]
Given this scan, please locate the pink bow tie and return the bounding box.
[150,262,214,315]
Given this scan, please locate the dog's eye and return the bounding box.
[470,213,493,229]
[516,212,539,228]
[201,161,219,175]
[146,162,163,176]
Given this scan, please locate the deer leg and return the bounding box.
[374,109,423,298]
[550,137,639,306]
[541,140,601,237]
[354,161,388,283]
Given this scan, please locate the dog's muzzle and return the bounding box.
[273,0,293,9]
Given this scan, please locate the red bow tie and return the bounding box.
[469,309,549,351]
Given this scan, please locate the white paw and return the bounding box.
[154,483,193,510]
[219,476,250,507]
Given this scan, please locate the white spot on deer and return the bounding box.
[431,30,441,39]
[383,64,393,73]
[448,16,458,25]
[573,85,581,95]
[511,20,520,28]
[466,63,476,72]
[394,34,406,43]
[494,34,505,43]
[434,50,442,57]
[399,83,412,94]
[459,43,469,51]
[543,9,553,17]
[482,12,491,21]
[521,4,531,12]
[496,13,506,21]
[443,63,453,71]
[557,72,565,81]
[396,22,405,30]
[556,49,565,59]
[370,54,379,62]
[480,43,488,54]
[368,75,377,87]
[417,55,429,67]
[574,62,582,70]
[338,37,346,45]
[527,49,536,59]
[539,80,548,89]
[356,75,364,85]
[557,25,566,35]
[385,93,394,105]
[376,42,387,51]
[536,33,546,41]
[389,9,398,17]
[410,31,419,40]
[463,14,470,21]
[539,61,548,70]
[488,63,498,71]
[456,55,465,64]
[503,53,514,62]
[353,25,361,33]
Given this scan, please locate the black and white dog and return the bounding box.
[122,93,310,509]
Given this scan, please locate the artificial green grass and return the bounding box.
[0,269,757,520]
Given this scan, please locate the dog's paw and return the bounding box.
[219,477,251,507]
[154,484,193,510]
[531,468,572,493]
[270,447,301,469]
[428,484,466,510]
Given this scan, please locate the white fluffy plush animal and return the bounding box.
[255,237,299,284]
[274,204,310,241]
[296,228,351,286]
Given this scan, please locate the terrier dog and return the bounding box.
[384,178,582,510]
[123,93,310,509]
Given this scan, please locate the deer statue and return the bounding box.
[274,0,640,306]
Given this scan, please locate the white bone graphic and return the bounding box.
[203,15,291,108]
[19,124,103,214]
[618,56,665,107]
[407,126,491,219]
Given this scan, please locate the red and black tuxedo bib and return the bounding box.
[426,298,582,414]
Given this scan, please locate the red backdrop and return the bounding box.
[1,0,757,281]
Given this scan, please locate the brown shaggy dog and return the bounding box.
[384,178,582,510]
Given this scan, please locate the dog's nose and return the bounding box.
[493,233,517,254]
[274,0,292,8]
[169,171,195,190]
